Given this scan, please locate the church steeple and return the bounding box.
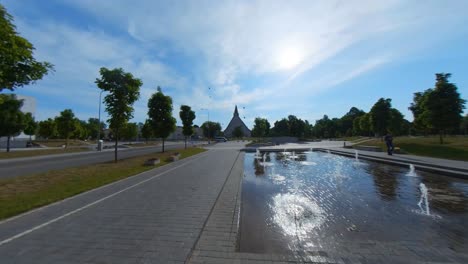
[234,105,239,117]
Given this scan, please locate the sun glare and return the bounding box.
[277,47,304,70]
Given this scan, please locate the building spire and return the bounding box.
[234,105,239,117]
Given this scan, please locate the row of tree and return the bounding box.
[251,73,466,143]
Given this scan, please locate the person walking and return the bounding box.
[384,132,394,155]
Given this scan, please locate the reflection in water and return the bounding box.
[366,163,399,200]
[240,151,468,256]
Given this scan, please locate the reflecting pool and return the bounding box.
[239,151,468,255]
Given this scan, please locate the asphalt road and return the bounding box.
[0,141,246,263]
[0,142,192,179]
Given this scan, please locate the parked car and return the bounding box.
[215,137,228,142]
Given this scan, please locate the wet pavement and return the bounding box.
[239,151,468,262]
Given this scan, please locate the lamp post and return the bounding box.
[97,90,104,151]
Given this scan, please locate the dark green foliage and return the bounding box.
[270,115,311,138]
[141,120,153,143]
[0,94,25,151]
[416,73,465,143]
[147,87,176,152]
[341,107,365,136]
[179,105,196,149]
[201,121,222,138]
[38,118,57,139]
[23,112,37,140]
[86,118,106,140]
[55,109,76,147]
[121,122,138,140]
[0,4,53,91]
[251,117,270,137]
[369,98,392,137]
[96,67,141,161]
[409,73,466,142]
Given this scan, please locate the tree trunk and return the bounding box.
[439,130,444,144]
[114,130,119,162]
[65,136,69,148]
[184,136,187,149]
[6,136,11,152]
[162,138,165,153]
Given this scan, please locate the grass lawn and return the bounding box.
[0,147,90,160]
[354,136,468,161]
[0,147,206,220]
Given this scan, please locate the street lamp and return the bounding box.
[97,90,104,151]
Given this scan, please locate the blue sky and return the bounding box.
[3,0,468,128]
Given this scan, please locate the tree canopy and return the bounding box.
[0,94,25,152]
[96,67,141,161]
[23,112,37,140]
[409,73,466,143]
[148,87,176,152]
[0,4,53,91]
[179,105,196,149]
[55,109,77,147]
[201,121,221,138]
[251,117,270,137]
[38,118,57,139]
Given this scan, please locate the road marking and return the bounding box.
[0,152,209,246]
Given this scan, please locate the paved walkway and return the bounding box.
[0,142,244,263]
[1,140,467,263]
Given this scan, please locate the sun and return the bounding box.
[276,47,304,70]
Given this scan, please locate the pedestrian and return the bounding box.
[384,132,394,155]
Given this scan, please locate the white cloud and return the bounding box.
[5,0,468,124]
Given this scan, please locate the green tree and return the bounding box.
[233,126,244,138]
[288,115,306,137]
[121,122,138,141]
[251,117,270,137]
[201,121,222,138]
[340,107,365,136]
[271,118,289,136]
[55,109,77,147]
[38,118,57,139]
[359,113,371,136]
[409,90,432,134]
[352,115,363,136]
[141,119,153,143]
[96,67,142,161]
[87,118,106,140]
[388,108,406,136]
[23,112,37,141]
[0,4,53,92]
[179,105,196,149]
[369,98,392,137]
[0,94,25,152]
[417,73,466,143]
[148,87,176,152]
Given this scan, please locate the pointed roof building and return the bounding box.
[224,105,251,137]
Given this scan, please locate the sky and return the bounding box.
[2,0,468,129]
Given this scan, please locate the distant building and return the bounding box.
[167,126,203,141]
[224,105,251,137]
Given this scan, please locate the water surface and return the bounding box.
[239,151,468,255]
